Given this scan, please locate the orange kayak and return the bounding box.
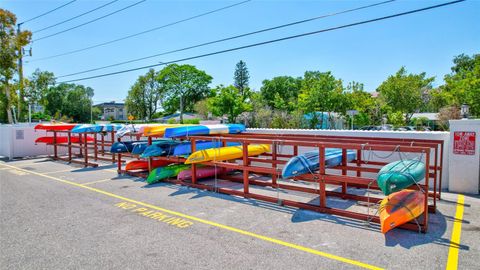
[379,189,425,234]
[34,123,78,131]
[125,159,174,171]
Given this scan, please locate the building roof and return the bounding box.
[94,102,125,107]
[410,113,439,121]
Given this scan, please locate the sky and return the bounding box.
[3,0,479,104]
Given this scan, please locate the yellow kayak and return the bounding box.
[185,144,271,164]
[142,124,194,137]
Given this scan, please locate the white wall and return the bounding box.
[0,124,67,159]
[246,128,450,190]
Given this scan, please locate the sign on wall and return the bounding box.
[453,131,476,155]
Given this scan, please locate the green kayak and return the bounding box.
[146,164,191,184]
[376,159,425,195]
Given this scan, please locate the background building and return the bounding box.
[94,101,127,120]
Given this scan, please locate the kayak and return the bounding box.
[101,123,125,132]
[173,141,241,156]
[142,124,194,137]
[146,164,191,184]
[379,189,425,234]
[177,166,235,181]
[35,136,94,144]
[164,124,245,138]
[110,141,147,153]
[116,124,154,138]
[281,149,357,179]
[140,141,181,158]
[34,123,78,131]
[71,124,104,133]
[125,159,174,171]
[185,144,270,164]
[377,160,425,195]
[131,140,176,155]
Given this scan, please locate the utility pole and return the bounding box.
[17,23,24,121]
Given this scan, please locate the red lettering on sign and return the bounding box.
[453,131,476,155]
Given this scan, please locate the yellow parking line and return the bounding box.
[81,178,112,186]
[0,163,382,270]
[446,195,465,270]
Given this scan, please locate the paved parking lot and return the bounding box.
[1,158,478,269]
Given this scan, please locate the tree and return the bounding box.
[125,69,164,120]
[25,69,56,107]
[44,83,68,116]
[194,99,210,120]
[157,64,212,123]
[442,54,480,117]
[62,85,93,123]
[0,9,31,123]
[209,85,251,123]
[344,82,376,127]
[377,67,434,123]
[233,60,250,100]
[260,76,302,111]
[298,71,344,128]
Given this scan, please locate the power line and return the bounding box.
[57,0,396,78]
[28,0,251,62]
[58,0,465,83]
[20,0,77,24]
[33,0,120,34]
[33,0,147,42]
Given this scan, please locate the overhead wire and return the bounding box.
[28,0,251,62]
[20,0,77,24]
[57,0,465,83]
[32,0,147,42]
[57,0,396,78]
[33,0,120,33]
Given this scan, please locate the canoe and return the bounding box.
[140,141,181,157]
[376,160,425,195]
[147,164,191,184]
[35,136,94,144]
[131,140,176,155]
[379,189,425,233]
[164,124,245,138]
[34,123,78,131]
[116,124,155,138]
[101,123,125,132]
[281,149,357,179]
[71,124,104,133]
[177,166,235,181]
[185,144,270,164]
[173,141,241,156]
[125,159,174,171]
[142,124,194,137]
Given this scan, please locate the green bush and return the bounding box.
[183,118,200,124]
[167,118,177,124]
[31,112,51,121]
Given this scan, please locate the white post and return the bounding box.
[448,119,480,194]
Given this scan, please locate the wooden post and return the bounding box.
[319,146,326,208]
[341,148,347,196]
[272,141,277,186]
[191,138,197,184]
[242,141,250,195]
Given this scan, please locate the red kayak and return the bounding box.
[125,159,174,171]
[35,136,94,144]
[34,123,78,131]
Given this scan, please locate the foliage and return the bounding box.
[437,106,461,131]
[441,54,480,117]
[157,64,212,123]
[25,69,55,106]
[62,84,94,123]
[44,83,69,116]
[183,118,200,124]
[0,8,32,123]
[260,76,302,111]
[386,111,405,126]
[125,69,164,121]
[209,85,251,123]
[167,118,176,124]
[30,111,51,121]
[233,60,250,100]
[377,67,434,123]
[344,82,377,127]
[193,99,210,119]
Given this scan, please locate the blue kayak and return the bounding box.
[164,124,245,138]
[71,124,104,133]
[140,141,181,157]
[110,141,148,153]
[102,124,125,132]
[281,149,357,179]
[173,141,241,156]
[131,140,176,155]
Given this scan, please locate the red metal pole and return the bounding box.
[341,148,347,197]
[242,141,250,195]
[67,131,72,161]
[111,131,116,163]
[423,150,430,232]
[53,131,58,159]
[319,146,326,208]
[94,133,98,161]
[191,138,197,184]
[148,136,153,173]
[272,141,277,187]
[84,133,88,167]
[117,137,122,173]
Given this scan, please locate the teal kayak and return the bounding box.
[376,160,425,195]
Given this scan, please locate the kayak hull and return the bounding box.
[125,159,174,171]
[164,124,245,138]
[380,189,425,233]
[281,149,357,179]
[34,123,78,131]
[147,164,191,184]
[177,166,234,181]
[185,144,270,164]
[140,141,180,158]
[377,160,426,195]
[173,141,241,156]
[35,136,94,144]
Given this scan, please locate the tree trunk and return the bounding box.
[5,82,13,124]
[179,95,184,124]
